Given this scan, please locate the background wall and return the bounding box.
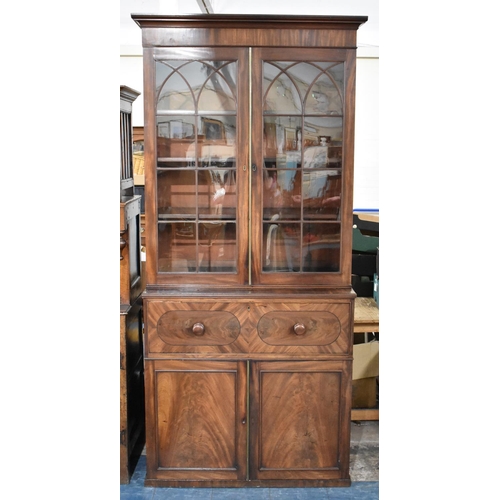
[120,0,379,210]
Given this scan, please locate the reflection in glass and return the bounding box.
[263,168,301,221]
[302,170,341,220]
[304,70,343,115]
[157,170,197,217]
[157,64,196,111]
[156,60,237,113]
[263,222,300,272]
[302,223,340,272]
[261,60,345,275]
[263,222,340,273]
[264,116,301,158]
[200,115,237,145]
[263,63,301,115]
[198,167,237,219]
[158,222,195,272]
[301,117,343,154]
[263,61,344,116]
[157,115,197,163]
[198,62,237,112]
[154,58,239,274]
[158,222,237,273]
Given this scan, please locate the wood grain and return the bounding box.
[146,359,247,481]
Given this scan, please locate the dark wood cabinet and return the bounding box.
[120,85,146,484]
[132,13,367,487]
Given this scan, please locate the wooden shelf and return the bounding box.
[351,408,379,421]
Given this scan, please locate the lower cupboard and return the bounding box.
[144,358,352,487]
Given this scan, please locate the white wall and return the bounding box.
[354,57,379,210]
[120,0,379,209]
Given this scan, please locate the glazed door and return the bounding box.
[145,359,248,482]
[144,47,250,286]
[144,46,355,288]
[250,47,356,287]
[249,360,352,481]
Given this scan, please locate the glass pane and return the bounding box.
[158,170,197,218]
[198,168,237,220]
[156,60,238,113]
[200,115,237,145]
[304,66,344,115]
[155,57,239,276]
[263,222,301,272]
[158,222,196,272]
[284,63,325,110]
[263,116,301,156]
[157,115,197,165]
[263,62,302,115]
[302,116,343,152]
[198,222,237,272]
[198,61,238,113]
[158,221,237,273]
[263,167,301,221]
[262,222,341,273]
[302,223,340,272]
[302,170,341,220]
[156,61,197,112]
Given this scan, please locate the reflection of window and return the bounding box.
[202,118,226,142]
[157,120,195,139]
[170,120,182,138]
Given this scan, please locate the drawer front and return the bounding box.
[158,310,240,346]
[145,300,248,356]
[257,310,341,346]
[248,302,352,355]
[145,298,353,357]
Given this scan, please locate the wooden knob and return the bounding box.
[293,323,306,335]
[192,322,205,336]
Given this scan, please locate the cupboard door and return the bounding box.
[251,47,356,288]
[144,47,250,287]
[145,359,247,482]
[250,360,352,481]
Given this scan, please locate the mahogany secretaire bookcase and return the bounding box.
[132,13,367,487]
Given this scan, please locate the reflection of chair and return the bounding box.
[265,224,279,267]
[264,214,298,272]
[264,213,281,269]
[199,222,223,271]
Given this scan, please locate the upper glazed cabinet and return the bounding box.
[134,15,366,291]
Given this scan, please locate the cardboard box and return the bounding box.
[352,377,378,408]
[353,341,379,380]
[352,341,379,409]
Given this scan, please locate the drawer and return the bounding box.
[249,301,352,355]
[145,300,248,356]
[257,310,341,346]
[157,309,240,346]
[145,298,353,357]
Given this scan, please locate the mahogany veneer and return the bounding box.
[132,14,367,487]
